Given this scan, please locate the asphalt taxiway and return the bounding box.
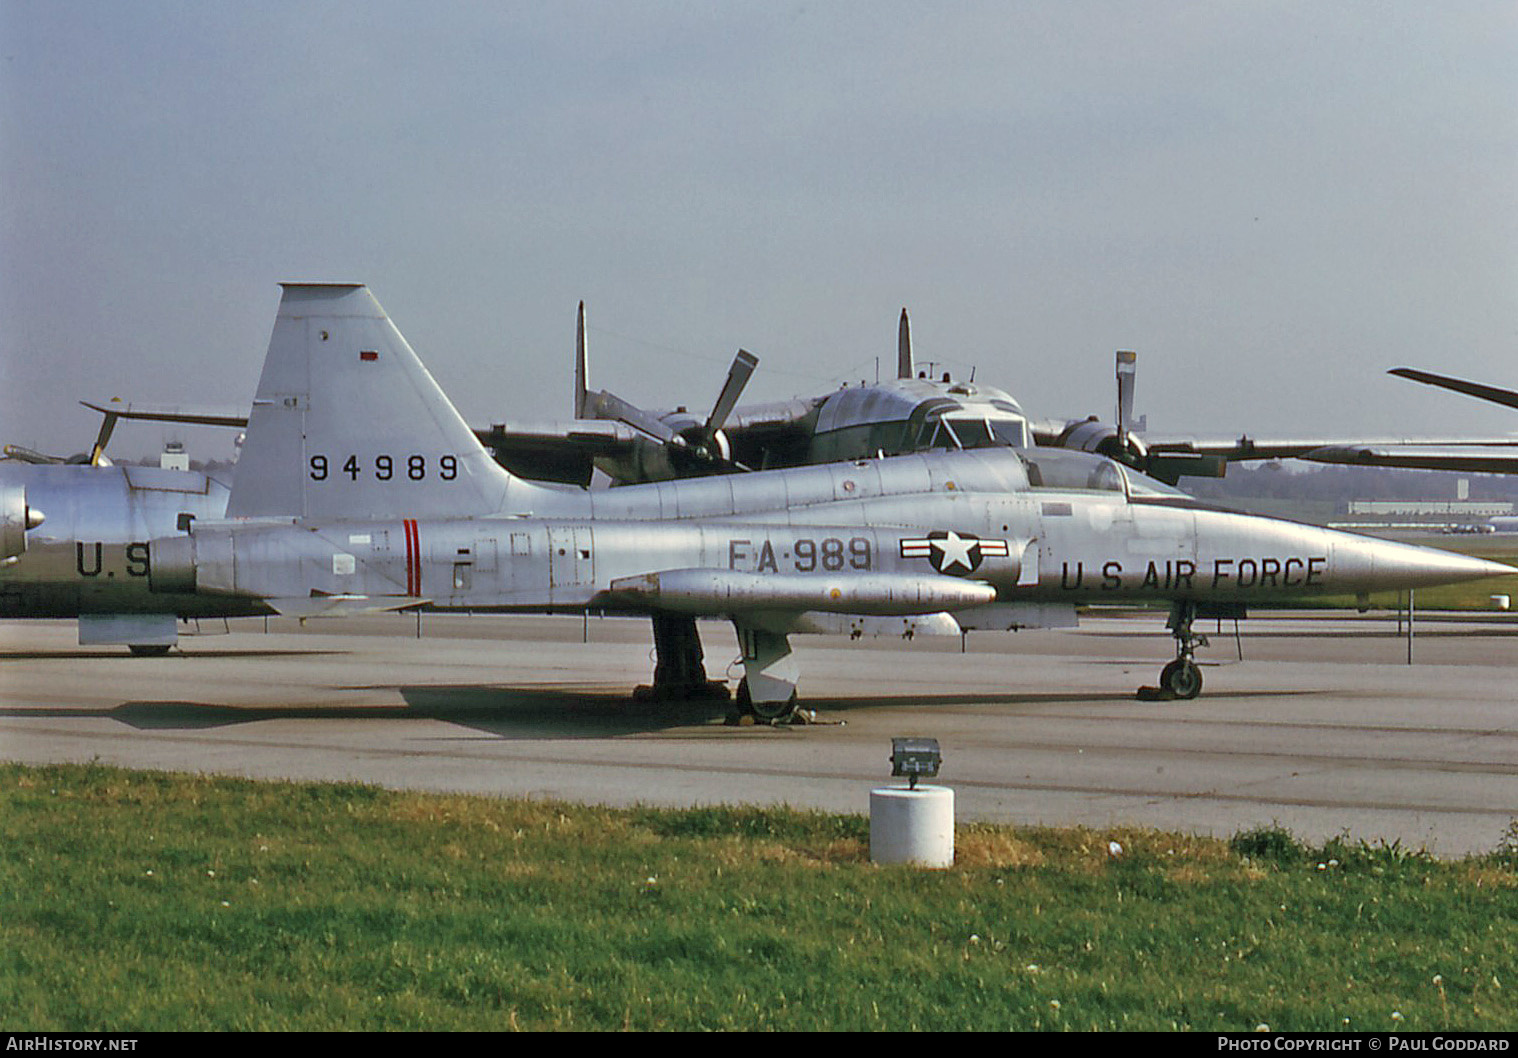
[2,610,1514,858]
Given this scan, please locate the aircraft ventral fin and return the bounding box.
[266,593,431,619]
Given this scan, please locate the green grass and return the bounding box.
[3,763,1514,1031]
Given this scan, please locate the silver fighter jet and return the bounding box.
[144,284,1509,716]
[0,459,250,652]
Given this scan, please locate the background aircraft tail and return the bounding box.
[227,284,513,520]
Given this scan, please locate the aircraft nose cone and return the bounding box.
[1333,535,1513,590]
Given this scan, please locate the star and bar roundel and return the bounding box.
[899,530,1010,574]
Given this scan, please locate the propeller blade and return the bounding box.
[574,301,590,418]
[1115,350,1137,444]
[2,445,62,465]
[90,410,120,467]
[898,308,913,379]
[704,349,758,437]
[583,389,678,444]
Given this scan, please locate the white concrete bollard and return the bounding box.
[870,785,954,867]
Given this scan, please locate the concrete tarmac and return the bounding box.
[2,610,1515,858]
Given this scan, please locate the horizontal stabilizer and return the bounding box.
[609,568,996,616]
[80,400,250,428]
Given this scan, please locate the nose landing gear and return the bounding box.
[1139,600,1219,701]
[1161,601,1206,699]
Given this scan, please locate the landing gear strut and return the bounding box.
[634,615,731,703]
[733,624,802,722]
[1157,601,1206,700]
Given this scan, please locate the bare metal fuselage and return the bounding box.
[159,448,1494,622]
[0,463,259,620]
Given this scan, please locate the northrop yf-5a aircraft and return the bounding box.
[131,284,1507,717]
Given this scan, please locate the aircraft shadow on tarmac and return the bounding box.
[0,649,342,662]
[0,680,1320,740]
[2,688,723,738]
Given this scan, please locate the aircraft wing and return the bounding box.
[1289,445,1518,474]
[1142,435,1518,463]
[1388,367,1518,411]
[721,399,821,433]
[474,419,656,485]
[1117,362,1518,470]
[1030,352,1518,482]
[483,398,819,485]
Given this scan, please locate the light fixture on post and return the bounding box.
[871,736,953,867]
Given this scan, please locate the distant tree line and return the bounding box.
[1185,462,1518,503]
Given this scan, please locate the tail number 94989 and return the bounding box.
[309,454,459,482]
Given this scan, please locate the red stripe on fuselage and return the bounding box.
[403,519,420,595]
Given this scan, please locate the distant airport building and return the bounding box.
[1345,501,1514,517]
[159,441,190,472]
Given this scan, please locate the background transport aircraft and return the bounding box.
[118,283,1508,718]
[1277,367,1518,475]
[481,306,1518,488]
[57,307,1518,493]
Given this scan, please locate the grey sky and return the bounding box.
[2,2,1515,461]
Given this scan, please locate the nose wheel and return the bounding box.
[1140,601,1207,700]
[1158,657,1203,699]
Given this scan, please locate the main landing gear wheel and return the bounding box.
[636,614,731,703]
[1159,659,1202,700]
[736,678,798,722]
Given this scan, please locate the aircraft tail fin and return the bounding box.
[227,284,514,520]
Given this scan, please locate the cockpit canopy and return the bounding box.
[811,379,1030,463]
[1015,447,1193,501]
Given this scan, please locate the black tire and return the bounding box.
[737,679,797,721]
[128,644,172,657]
[1160,659,1202,699]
